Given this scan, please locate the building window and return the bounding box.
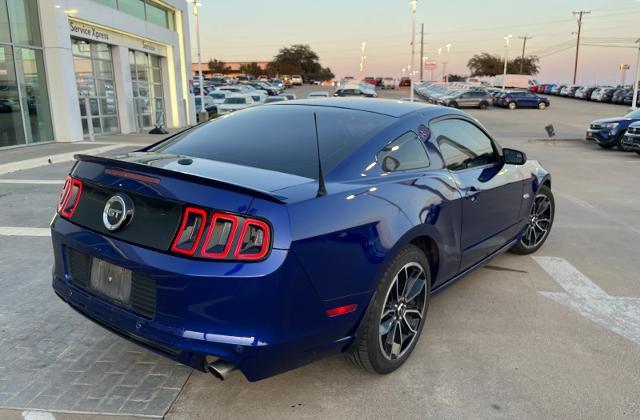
[0,0,53,148]
[72,39,120,137]
[92,0,175,30]
[0,45,26,147]
[130,50,165,130]
[6,0,41,46]
[15,47,53,143]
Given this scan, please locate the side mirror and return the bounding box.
[503,148,527,165]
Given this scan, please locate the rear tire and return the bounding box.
[450,101,459,108]
[538,102,547,110]
[479,102,488,110]
[348,245,430,374]
[510,185,554,255]
[598,142,616,149]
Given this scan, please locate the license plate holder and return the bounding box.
[89,258,132,305]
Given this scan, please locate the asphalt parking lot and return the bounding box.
[1,85,639,419]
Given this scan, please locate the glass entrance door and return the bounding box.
[130,50,165,130]
[72,38,119,137]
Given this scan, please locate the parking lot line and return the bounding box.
[0,180,63,184]
[535,256,640,345]
[0,144,135,175]
[0,227,51,237]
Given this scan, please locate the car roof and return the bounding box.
[272,98,446,118]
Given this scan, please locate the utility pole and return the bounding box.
[572,10,590,84]
[419,23,424,81]
[518,35,532,74]
[409,0,417,102]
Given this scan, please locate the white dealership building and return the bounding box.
[0,0,194,148]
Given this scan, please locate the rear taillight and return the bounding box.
[171,207,207,256]
[58,176,83,218]
[234,219,270,260]
[171,207,271,261]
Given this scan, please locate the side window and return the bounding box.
[431,119,498,171]
[377,132,429,172]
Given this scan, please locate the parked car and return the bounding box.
[307,91,331,98]
[543,84,556,94]
[590,87,614,102]
[264,96,288,103]
[194,95,217,122]
[52,100,553,382]
[217,94,255,114]
[248,82,278,96]
[208,90,230,105]
[496,91,550,110]
[611,88,630,104]
[438,90,492,109]
[363,77,376,86]
[375,77,383,87]
[270,79,285,91]
[622,90,640,107]
[550,85,565,95]
[382,77,395,89]
[575,86,597,100]
[566,86,581,98]
[290,75,303,86]
[536,84,548,93]
[560,85,576,96]
[399,77,411,87]
[283,93,297,100]
[621,121,640,154]
[529,85,539,93]
[334,82,377,98]
[249,94,266,105]
[586,108,640,149]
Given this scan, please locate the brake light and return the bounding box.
[171,207,207,256]
[234,219,270,260]
[201,213,239,259]
[170,207,271,261]
[59,177,83,218]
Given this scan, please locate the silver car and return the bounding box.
[439,90,492,109]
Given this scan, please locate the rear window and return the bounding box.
[149,106,394,178]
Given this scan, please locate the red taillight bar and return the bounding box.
[200,213,239,259]
[234,219,271,260]
[171,207,208,256]
[57,176,71,212]
[59,178,83,218]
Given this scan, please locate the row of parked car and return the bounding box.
[587,108,640,154]
[531,83,639,106]
[414,82,550,110]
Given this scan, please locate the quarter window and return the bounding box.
[377,132,429,173]
[431,119,498,171]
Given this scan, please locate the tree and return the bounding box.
[467,53,540,77]
[207,59,230,74]
[445,74,466,82]
[239,62,263,77]
[268,44,334,81]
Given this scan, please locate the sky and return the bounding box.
[190,0,640,85]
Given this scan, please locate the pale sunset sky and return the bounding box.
[190,0,640,84]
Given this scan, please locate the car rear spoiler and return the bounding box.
[73,154,287,204]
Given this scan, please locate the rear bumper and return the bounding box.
[51,217,365,381]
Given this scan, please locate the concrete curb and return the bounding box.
[0,144,136,175]
[527,138,584,143]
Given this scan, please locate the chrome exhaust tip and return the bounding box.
[207,359,237,380]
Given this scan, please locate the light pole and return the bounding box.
[444,43,451,85]
[409,0,417,102]
[437,47,442,82]
[502,35,513,91]
[188,0,207,124]
[631,38,640,110]
[359,42,367,80]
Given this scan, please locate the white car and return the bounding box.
[208,90,230,105]
[291,75,303,86]
[382,77,395,89]
[217,94,255,114]
[307,91,330,98]
[249,94,266,104]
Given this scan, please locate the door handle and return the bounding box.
[466,186,480,202]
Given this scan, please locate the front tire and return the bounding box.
[508,102,517,110]
[479,101,488,110]
[538,102,547,110]
[348,245,430,374]
[510,185,554,255]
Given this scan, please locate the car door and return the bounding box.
[430,118,526,271]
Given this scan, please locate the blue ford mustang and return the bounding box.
[52,99,554,381]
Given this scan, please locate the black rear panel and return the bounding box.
[69,180,181,251]
[66,248,157,319]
